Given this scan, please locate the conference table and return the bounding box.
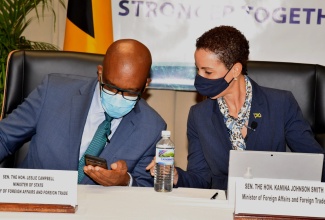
[0,185,233,219]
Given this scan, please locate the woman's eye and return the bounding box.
[205,71,212,74]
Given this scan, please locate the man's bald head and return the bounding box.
[105,39,152,72]
[98,39,152,93]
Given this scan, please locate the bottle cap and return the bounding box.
[161,130,171,137]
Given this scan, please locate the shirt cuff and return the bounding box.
[127,172,133,187]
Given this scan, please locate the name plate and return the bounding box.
[0,168,77,207]
[235,178,325,218]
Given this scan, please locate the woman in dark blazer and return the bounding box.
[148,25,325,190]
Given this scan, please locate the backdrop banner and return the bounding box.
[111,0,325,90]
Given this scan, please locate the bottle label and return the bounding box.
[156,149,174,165]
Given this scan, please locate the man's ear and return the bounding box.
[142,78,152,92]
[145,78,152,88]
[97,65,103,81]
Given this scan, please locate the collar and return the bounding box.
[88,82,105,115]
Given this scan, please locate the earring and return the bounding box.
[234,77,238,81]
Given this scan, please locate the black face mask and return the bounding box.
[194,66,234,97]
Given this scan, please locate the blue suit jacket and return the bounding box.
[0,73,166,186]
[176,78,325,190]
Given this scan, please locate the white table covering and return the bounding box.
[0,185,233,220]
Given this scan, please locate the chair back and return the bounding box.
[0,50,104,167]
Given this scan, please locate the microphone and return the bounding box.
[245,121,258,131]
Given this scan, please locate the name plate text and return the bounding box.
[0,168,77,206]
[235,178,325,218]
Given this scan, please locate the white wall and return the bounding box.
[23,0,67,50]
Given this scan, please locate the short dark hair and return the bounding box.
[196,26,249,74]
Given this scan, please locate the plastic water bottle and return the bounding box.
[154,130,175,192]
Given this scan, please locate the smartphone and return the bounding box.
[85,154,108,169]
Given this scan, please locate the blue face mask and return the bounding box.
[101,91,137,119]
[194,66,234,98]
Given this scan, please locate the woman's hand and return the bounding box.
[145,156,156,176]
[146,157,179,185]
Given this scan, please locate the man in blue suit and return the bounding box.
[0,39,166,187]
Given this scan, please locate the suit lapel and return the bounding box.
[80,91,142,184]
[245,78,265,150]
[211,100,233,151]
[98,100,141,164]
[69,79,98,170]
[207,78,266,153]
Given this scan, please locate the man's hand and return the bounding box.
[145,157,179,185]
[84,160,130,186]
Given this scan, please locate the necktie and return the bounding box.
[78,113,113,183]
